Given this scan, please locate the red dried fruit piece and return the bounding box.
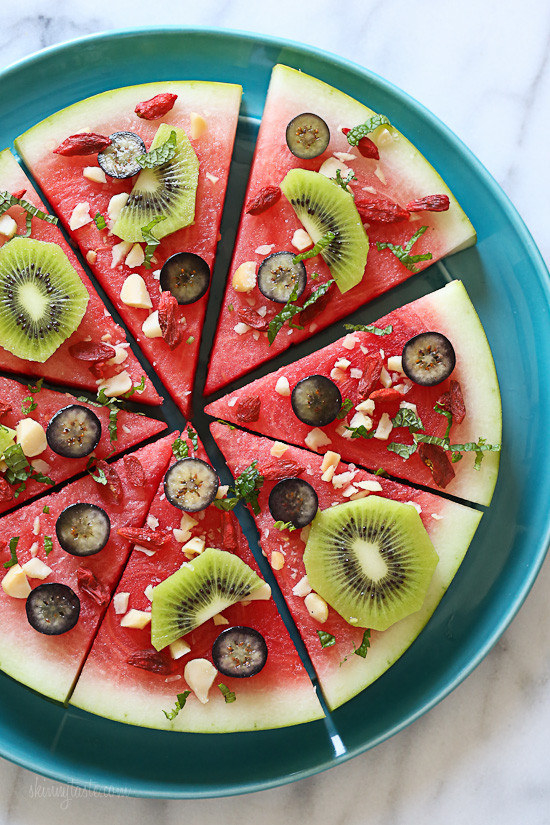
[246,185,282,215]
[221,512,238,551]
[342,128,379,160]
[69,341,117,362]
[0,478,13,502]
[355,196,410,224]
[127,649,174,675]
[357,352,384,401]
[259,458,306,480]
[76,568,110,606]
[53,133,111,156]
[135,93,178,120]
[299,281,334,326]
[237,306,275,330]
[95,459,123,503]
[158,292,184,350]
[369,387,403,404]
[418,442,455,488]
[235,396,261,423]
[88,361,109,379]
[123,454,146,488]
[12,189,26,201]
[0,401,11,419]
[437,379,466,424]
[406,195,450,212]
[117,525,171,547]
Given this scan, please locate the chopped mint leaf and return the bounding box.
[434,402,453,440]
[22,212,33,238]
[273,520,297,532]
[346,424,375,440]
[44,536,53,556]
[413,433,448,449]
[123,375,146,398]
[94,212,107,230]
[43,505,50,514]
[162,690,191,721]
[21,395,37,415]
[29,471,54,487]
[141,216,165,268]
[172,436,189,459]
[218,683,236,703]
[3,443,30,484]
[344,323,393,336]
[88,463,108,485]
[107,408,118,442]
[3,537,19,569]
[354,628,371,658]
[292,231,334,264]
[213,460,263,516]
[451,451,463,463]
[228,304,234,312]
[28,378,43,395]
[337,398,354,419]
[391,407,424,434]
[317,630,336,649]
[137,130,177,169]
[376,225,432,273]
[187,426,198,451]
[268,279,334,345]
[374,467,389,477]
[186,336,195,344]
[0,191,58,228]
[387,442,418,459]
[216,419,236,430]
[345,115,391,145]
[334,169,357,191]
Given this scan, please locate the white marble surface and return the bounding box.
[0,1,549,822]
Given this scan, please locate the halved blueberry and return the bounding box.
[97,131,147,178]
[159,252,211,305]
[164,458,219,512]
[46,405,101,458]
[212,626,268,678]
[402,332,456,386]
[286,113,330,160]
[56,503,111,556]
[26,583,80,635]
[257,252,306,304]
[268,477,318,528]
[291,375,342,427]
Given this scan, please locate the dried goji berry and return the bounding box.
[158,292,184,350]
[235,396,261,423]
[437,379,466,424]
[406,195,450,212]
[355,196,410,223]
[258,458,305,480]
[418,443,455,488]
[342,128,380,160]
[127,649,173,674]
[299,281,334,326]
[53,133,111,156]
[88,361,109,379]
[357,352,384,401]
[237,306,273,331]
[117,525,171,547]
[12,189,26,201]
[76,568,110,606]
[123,454,146,487]
[69,341,117,362]
[246,185,282,215]
[135,93,178,120]
[369,387,403,404]
[95,459,123,503]
[0,478,13,502]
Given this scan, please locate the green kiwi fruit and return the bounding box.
[151,547,264,651]
[0,237,89,362]
[112,123,199,243]
[280,168,369,293]
[303,496,438,631]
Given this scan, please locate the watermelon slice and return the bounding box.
[15,81,242,418]
[0,375,166,514]
[210,423,482,711]
[0,434,174,703]
[71,429,324,732]
[205,280,501,506]
[0,149,160,405]
[205,64,476,393]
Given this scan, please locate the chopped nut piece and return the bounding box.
[304,428,332,452]
[120,273,152,308]
[120,609,151,629]
[304,592,329,623]
[232,261,257,293]
[169,638,191,659]
[0,215,18,239]
[108,192,129,223]
[2,565,31,599]
[86,250,98,265]
[113,592,130,614]
[125,243,145,269]
[275,376,291,396]
[22,558,52,580]
[69,202,92,231]
[16,418,47,457]
[190,112,207,140]
[271,551,285,570]
[374,412,393,440]
[83,166,107,184]
[184,658,217,704]
[142,310,163,338]
[213,613,229,626]
[270,441,288,458]
[291,228,313,251]
[97,370,133,397]
[292,575,312,597]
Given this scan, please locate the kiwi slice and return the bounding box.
[112,123,199,243]
[151,547,264,651]
[0,237,89,362]
[280,168,369,294]
[303,496,438,631]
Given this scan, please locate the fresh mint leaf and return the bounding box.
[29,471,54,487]
[344,323,393,336]
[123,375,146,398]
[387,442,418,459]
[22,212,33,237]
[141,216,165,268]
[374,467,389,477]
[354,628,371,658]
[346,424,375,440]
[172,436,189,459]
[94,212,107,230]
[163,690,191,721]
[28,378,43,395]
[0,192,58,230]
[187,426,198,451]
[44,536,53,556]
[391,407,424,434]
[213,460,264,516]
[21,395,37,415]
[268,279,334,345]
[218,683,236,704]
[345,115,391,145]
[1,444,52,495]
[88,464,108,485]
[273,520,297,532]
[216,419,236,430]
[292,231,335,264]
[3,537,19,569]
[43,505,50,514]
[334,169,357,191]
[376,225,432,273]
[137,130,177,169]
[434,402,453,440]
[337,398,354,420]
[317,630,336,649]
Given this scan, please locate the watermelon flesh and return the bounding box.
[0,150,160,405]
[205,281,501,507]
[0,434,174,703]
[210,423,482,711]
[71,429,324,732]
[0,375,166,514]
[15,81,242,418]
[205,64,476,393]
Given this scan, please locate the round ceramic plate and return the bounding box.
[0,28,549,799]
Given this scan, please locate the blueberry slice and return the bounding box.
[268,478,318,528]
[164,458,219,512]
[286,113,330,160]
[291,375,342,427]
[257,252,306,304]
[97,131,147,178]
[159,252,211,305]
[46,405,102,458]
[401,332,456,386]
[56,503,111,556]
[212,626,268,678]
[26,583,80,635]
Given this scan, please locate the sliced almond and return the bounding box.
[120,273,152,309]
[120,609,151,629]
[184,658,217,704]
[142,310,163,338]
[2,565,31,599]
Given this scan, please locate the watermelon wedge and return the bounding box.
[0,434,174,703]
[15,81,242,418]
[210,423,482,711]
[71,429,324,732]
[204,64,476,393]
[0,375,166,514]
[205,280,501,506]
[0,149,160,405]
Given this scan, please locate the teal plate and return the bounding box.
[0,27,549,798]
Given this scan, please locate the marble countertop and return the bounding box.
[1,2,549,823]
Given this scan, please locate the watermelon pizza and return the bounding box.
[205,64,476,394]
[15,81,242,418]
[210,423,482,710]
[0,434,174,703]
[0,149,160,405]
[71,428,324,732]
[205,280,501,506]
